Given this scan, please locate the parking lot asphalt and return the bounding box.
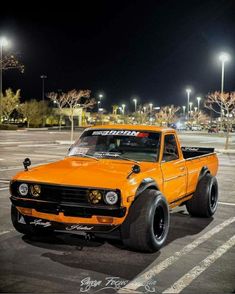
[0,130,234,293]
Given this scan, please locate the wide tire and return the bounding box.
[121,189,169,252]
[186,174,218,217]
[11,205,53,236]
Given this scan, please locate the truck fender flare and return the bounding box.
[135,178,159,198]
[199,166,210,181]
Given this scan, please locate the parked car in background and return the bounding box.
[208,126,219,133]
[191,125,202,131]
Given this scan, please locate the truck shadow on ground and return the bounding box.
[22,209,213,280]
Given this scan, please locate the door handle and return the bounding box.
[179,167,185,171]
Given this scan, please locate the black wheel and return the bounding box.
[11,205,53,236]
[121,189,169,252]
[186,174,218,217]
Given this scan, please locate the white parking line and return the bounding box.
[0,166,22,172]
[0,187,8,191]
[163,234,235,293]
[218,201,235,206]
[120,217,235,293]
[0,230,11,236]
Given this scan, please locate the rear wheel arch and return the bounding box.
[199,166,210,181]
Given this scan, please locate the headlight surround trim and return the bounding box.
[18,183,29,196]
[104,191,119,205]
[30,184,41,197]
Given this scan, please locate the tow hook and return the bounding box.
[76,233,95,251]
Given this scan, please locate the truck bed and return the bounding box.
[181,147,215,160]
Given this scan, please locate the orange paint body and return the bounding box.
[11,125,218,230]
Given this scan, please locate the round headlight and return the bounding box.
[30,184,41,197]
[18,183,28,196]
[104,191,118,205]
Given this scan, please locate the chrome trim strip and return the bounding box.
[188,169,199,175]
[164,174,186,182]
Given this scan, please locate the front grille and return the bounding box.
[40,185,89,204]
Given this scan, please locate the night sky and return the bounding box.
[1,0,235,111]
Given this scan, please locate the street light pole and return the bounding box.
[40,75,47,127]
[189,102,193,120]
[182,106,186,118]
[0,37,9,123]
[122,104,126,115]
[186,88,191,121]
[219,53,230,131]
[197,97,201,113]
[133,98,137,112]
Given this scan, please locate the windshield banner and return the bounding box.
[92,130,140,136]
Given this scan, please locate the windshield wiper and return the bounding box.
[95,152,139,164]
[70,153,99,161]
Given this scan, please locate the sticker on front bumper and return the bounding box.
[18,215,26,224]
[30,219,51,227]
[65,224,94,231]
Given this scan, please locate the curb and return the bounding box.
[215,149,235,154]
[56,140,73,145]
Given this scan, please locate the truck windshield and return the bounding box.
[68,129,161,162]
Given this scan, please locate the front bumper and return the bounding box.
[15,209,119,233]
[10,196,126,218]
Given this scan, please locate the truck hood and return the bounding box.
[13,157,157,189]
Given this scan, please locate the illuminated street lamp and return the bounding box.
[218,52,230,130]
[0,37,9,123]
[133,98,137,112]
[194,106,198,112]
[189,102,193,111]
[143,106,146,113]
[122,104,126,115]
[98,94,103,108]
[186,88,191,120]
[97,101,101,112]
[149,103,153,113]
[196,97,201,113]
[182,105,186,117]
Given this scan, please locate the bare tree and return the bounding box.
[155,105,180,126]
[1,88,20,122]
[205,91,235,149]
[0,54,24,123]
[47,92,67,130]
[0,54,24,72]
[65,89,94,141]
[190,110,210,125]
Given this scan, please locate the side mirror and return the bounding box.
[132,164,141,174]
[23,158,31,171]
[127,164,141,179]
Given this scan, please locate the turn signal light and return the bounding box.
[18,207,32,216]
[96,216,113,224]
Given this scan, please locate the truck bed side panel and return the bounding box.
[185,153,218,195]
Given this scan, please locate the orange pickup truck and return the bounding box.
[10,125,219,252]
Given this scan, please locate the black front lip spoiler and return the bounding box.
[10,196,126,218]
[17,212,118,233]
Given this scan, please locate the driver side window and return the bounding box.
[162,134,179,162]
